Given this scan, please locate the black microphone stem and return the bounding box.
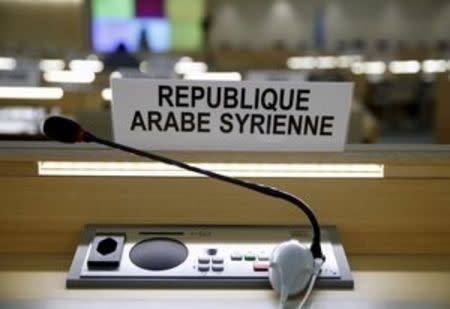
[85,132,323,259]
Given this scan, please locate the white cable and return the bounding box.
[279,287,288,309]
[271,262,289,309]
[297,258,324,309]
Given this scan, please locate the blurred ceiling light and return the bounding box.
[350,62,365,75]
[0,87,63,100]
[69,59,104,73]
[422,59,448,74]
[286,56,316,70]
[110,71,122,79]
[183,72,242,81]
[351,61,386,75]
[101,88,112,101]
[388,60,420,74]
[0,120,38,135]
[174,61,208,75]
[39,59,65,72]
[0,57,17,70]
[178,56,193,62]
[44,70,95,84]
[38,162,384,178]
[365,61,386,75]
[337,55,363,68]
[87,54,99,60]
[316,56,338,69]
[0,106,46,120]
[139,61,148,73]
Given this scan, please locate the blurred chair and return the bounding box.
[347,100,379,144]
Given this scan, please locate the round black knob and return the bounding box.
[130,238,188,271]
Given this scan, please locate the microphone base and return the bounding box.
[67,224,353,290]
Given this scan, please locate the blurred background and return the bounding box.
[0,0,449,144]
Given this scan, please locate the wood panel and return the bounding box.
[0,143,449,167]
[0,176,449,255]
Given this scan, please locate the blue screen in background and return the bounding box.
[145,19,171,52]
[92,18,170,53]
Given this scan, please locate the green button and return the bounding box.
[244,253,256,261]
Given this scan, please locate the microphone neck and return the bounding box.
[85,133,323,259]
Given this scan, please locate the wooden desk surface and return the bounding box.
[0,255,449,308]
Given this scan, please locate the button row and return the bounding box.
[198,265,224,272]
[198,256,224,264]
[198,259,270,273]
[199,262,269,272]
[231,253,269,261]
[198,255,224,272]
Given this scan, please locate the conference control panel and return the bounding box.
[67,225,353,289]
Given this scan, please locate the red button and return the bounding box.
[253,262,270,272]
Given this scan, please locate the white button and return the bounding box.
[198,265,210,272]
[231,253,243,261]
[212,257,224,264]
[198,257,210,264]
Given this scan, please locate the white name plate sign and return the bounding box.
[111,79,353,152]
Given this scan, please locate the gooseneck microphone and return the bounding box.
[42,116,324,260]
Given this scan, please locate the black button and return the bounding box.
[207,248,217,256]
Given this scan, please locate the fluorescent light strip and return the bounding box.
[364,61,386,75]
[69,59,104,73]
[287,56,361,70]
[422,59,448,73]
[38,162,384,178]
[351,61,386,75]
[316,56,338,69]
[286,56,316,70]
[337,55,363,68]
[43,70,95,84]
[39,59,65,72]
[0,87,63,100]
[0,57,16,70]
[183,72,242,81]
[388,60,420,74]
